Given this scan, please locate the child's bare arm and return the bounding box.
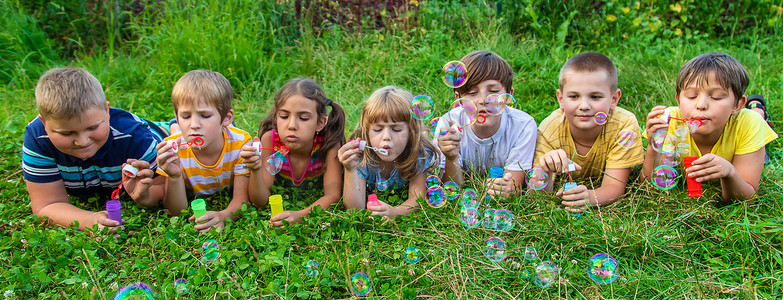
[27,180,120,231]
[438,121,463,184]
[686,149,764,201]
[156,141,188,215]
[339,140,365,209]
[243,134,274,208]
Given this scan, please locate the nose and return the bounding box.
[577,98,591,110]
[695,94,709,110]
[381,128,392,141]
[287,117,298,131]
[74,132,90,147]
[190,116,202,129]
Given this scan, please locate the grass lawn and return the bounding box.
[1,0,782,298]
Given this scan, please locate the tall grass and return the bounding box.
[0,0,781,298]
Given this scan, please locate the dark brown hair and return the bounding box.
[454,50,514,96]
[259,78,346,157]
[676,52,749,103]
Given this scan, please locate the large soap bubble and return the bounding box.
[442,61,469,88]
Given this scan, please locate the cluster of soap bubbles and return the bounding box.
[305,260,320,278]
[351,272,372,296]
[484,93,515,115]
[484,237,507,262]
[425,176,462,209]
[587,253,619,284]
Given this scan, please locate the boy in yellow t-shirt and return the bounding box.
[643,52,777,201]
[534,52,644,213]
[155,70,252,232]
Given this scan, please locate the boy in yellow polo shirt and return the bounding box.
[155,70,252,232]
[643,52,777,201]
[534,52,644,213]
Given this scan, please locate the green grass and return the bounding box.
[1,0,782,298]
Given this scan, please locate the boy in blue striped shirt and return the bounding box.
[22,67,165,231]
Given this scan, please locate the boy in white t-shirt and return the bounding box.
[434,50,538,197]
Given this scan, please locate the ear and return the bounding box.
[105,101,111,119]
[222,110,234,127]
[316,115,328,132]
[610,89,621,110]
[509,87,514,96]
[674,93,680,105]
[454,91,460,100]
[732,95,747,115]
[556,89,564,109]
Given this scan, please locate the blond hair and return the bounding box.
[559,51,618,91]
[171,69,234,119]
[455,50,514,96]
[353,86,438,180]
[676,52,749,103]
[35,67,106,120]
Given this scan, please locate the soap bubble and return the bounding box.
[459,207,481,228]
[616,129,638,149]
[533,262,558,288]
[404,247,422,264]
[410,95,434,120]
[426,186,446,208]
[304,260,320,278]
[587,253,619,284]
[443,181,460,200]
[523,247,538,261]
[442,61,468,88]
[688,119,702,133]
[201,239,220,261]
[484,237,507,262]
[675,124,689,138]
[351,272,372,296]
[676,143,690,155]
[526,168,548,190]
[453,98,478,127]
[114,283,154,300]
[482,208,497,229]
[376,179,389,192]
[651,165,679,190]
[484,93,515,116]
[461,188,479,208]
[493,209,515,232]
[594,112,608,125]
[661,151,680,167]
[265,152,284,175]
[521,269,531,279]
[174,279,189,295]
[426,175,441,189]
[651,131,676,154]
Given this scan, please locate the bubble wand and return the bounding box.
[170,136,205,152]
[106,165,138,225]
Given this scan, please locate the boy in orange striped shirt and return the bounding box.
[156,70,252,232]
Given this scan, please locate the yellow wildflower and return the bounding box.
[670,3,682,13]
[635,1,640,10]
[674,28,682,36]
[606,15,617,22]
[622,7,630,14]
[410,0,419,7]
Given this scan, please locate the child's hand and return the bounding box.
[190,211,225,233]
[338,139,362,171]
[486,173,515,198]
[92,211,121,233]
[437,120,461,160]
[538,149,582,174]
[240,137,264,171]
[368,200,396,219]
[270,210,306,227]
[645,105,669,143]
[155,140,182,177]
[556,184,589,213]
[122,159,155,201]
[685,154,735,182]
